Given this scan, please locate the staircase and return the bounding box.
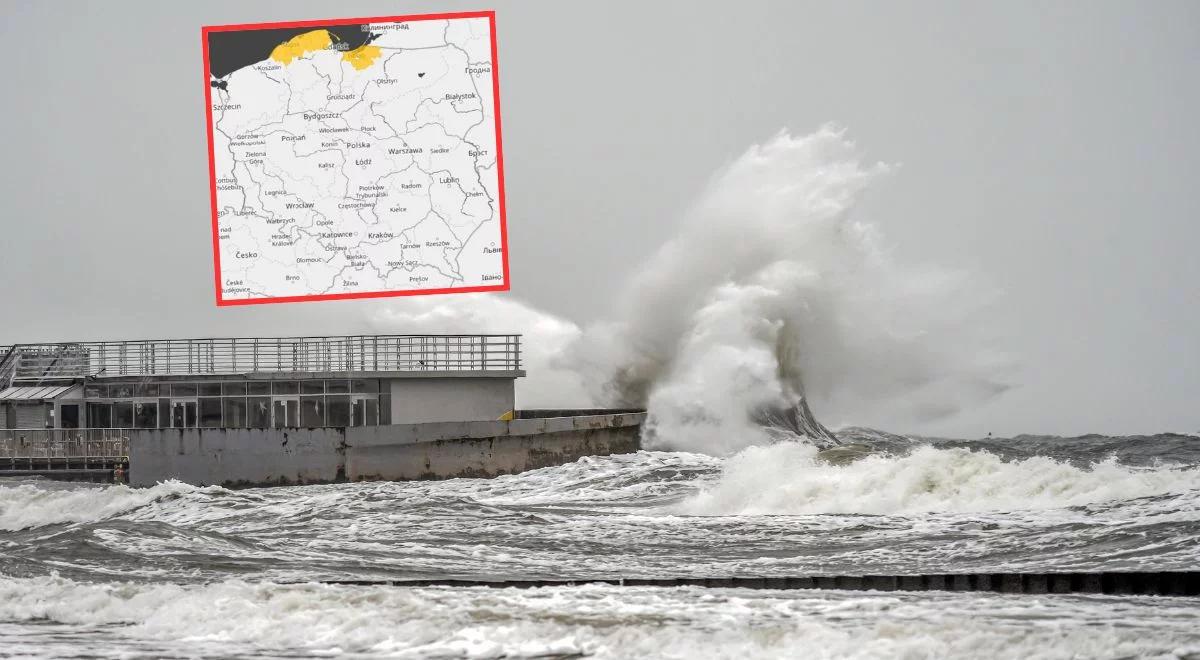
[0,346,17,390]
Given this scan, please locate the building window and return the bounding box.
[327,380,350,394]
[326,396,350,426]
[171,401,198,428]
[272,381,299,395]
[134,401,158,428]
[114,402,134,428]
[60,404,80,429]
[87,402,112,428]
[300,396,323,427]
[81,378,387,428]
[274,399,298,427]
[352,398,378,426]
[223,397,247,427]
[248,397,270,428]
[301,380,324,395]
[199,398,222,427]
[351,379,378,394]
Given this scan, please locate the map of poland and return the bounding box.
[203,12,508,305]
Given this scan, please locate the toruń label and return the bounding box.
[203,12,508,304]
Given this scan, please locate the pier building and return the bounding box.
[0,335,644,486]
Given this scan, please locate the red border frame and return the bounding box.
[202,11,509,306]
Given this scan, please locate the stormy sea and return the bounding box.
[2,430,1199,658]
[4,128,1197,658]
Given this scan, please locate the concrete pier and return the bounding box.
[128,410,645,487]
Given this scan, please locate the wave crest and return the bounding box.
[675,443,1200,516]
[0,480,206,531]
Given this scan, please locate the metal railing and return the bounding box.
[1,334,522,382]
[0,429,129,459]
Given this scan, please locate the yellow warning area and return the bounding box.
[270,30,333,65]
[498,410,515,421]
[342,44,382,71]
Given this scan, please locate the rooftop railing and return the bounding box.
[1,334,522,384]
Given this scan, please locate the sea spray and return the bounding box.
[371,126,1010,455]
[575,126,1009,453]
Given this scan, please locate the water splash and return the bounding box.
[372,126,1011,455]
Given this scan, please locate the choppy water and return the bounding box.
[2,431,1199,658]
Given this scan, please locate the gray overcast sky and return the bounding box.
[1,1,1197,437]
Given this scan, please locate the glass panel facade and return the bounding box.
[273,399,298,428]
[351,379,378,394]
[273,381,299,395]
[248,397,270,428]
[199,398,222,427]
[114,402,134,428]
[326,396,350,426]
[300,397,323,427]
[134,401,158,428]
[171,401,187,428]
[81,379,387,428]
[87,402,112,428]
[327,380,349,394]
[301,380,324,395]
[223,398,247,427]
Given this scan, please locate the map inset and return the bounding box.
[203,12,508,305]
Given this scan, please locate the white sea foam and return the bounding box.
[0,575,1195,659]
[0,480,204,531]
[676,443,1200,516]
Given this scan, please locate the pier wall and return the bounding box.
[128,412,645,488]
[385,376,515,424]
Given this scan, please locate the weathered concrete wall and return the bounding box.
[345,413,644,481]
[130,428,345,487]
[128,412,645,488]
[386,377,516,423]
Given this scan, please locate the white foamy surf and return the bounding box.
[0,574,1196,660]
[674,442,1200,516]
[0,480,204,532]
